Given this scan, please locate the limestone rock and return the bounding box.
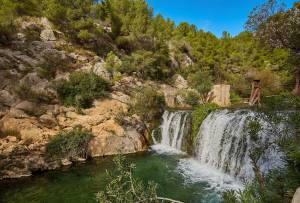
[40,29,56,41]
[292,188,300,203]
[173,74,188,89]
[0,90,17,107]
[93,62,111,80]
[15,101,36,113]
[39,114,57,127]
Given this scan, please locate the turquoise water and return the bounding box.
[0,151,223,203]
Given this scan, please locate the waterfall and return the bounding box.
[153,109,284,182]
[195,109,285,180]
[152,111,190,153]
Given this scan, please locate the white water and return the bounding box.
[151,109,285,191]
[151,111,190,154]
[195,109,284,181]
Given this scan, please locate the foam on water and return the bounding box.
[150,144,185,155]
[177,158,243,192]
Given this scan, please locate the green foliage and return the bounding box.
[96,156,181,203]
[46,126,93,160]
[191,103,219,143]
[181,90,200,107]
[131,86,166,123]
[121,50,171,81]
[223,184,262,203]
[187,70,213,103]
[56,71,110,109]
[104,51,121,74]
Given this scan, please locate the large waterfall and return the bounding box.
[153,109,284,182]
[195,109,284,180]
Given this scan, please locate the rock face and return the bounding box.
[292,188,300,203]
[0,17,147,180]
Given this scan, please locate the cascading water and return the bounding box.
[152,111,190,153]
[195,109,284,180]
[152,109,284,185]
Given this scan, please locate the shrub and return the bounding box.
[191,103,219,143]
[46,126,93,160]
[187,70,213,103]
[181,90,200,107]
[131,85,166,123]
[56,71,110,109]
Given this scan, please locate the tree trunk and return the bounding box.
[292,70,300,96]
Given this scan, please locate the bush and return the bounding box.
[56,71,110,109]
[191,103,219,143]
[46,126,93,160]
[181,90,200,107]
[131,85,166,123]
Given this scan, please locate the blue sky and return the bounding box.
[146,0,296,37]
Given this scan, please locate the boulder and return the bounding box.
[40,29,56,41]
[173,74,188,89]
[88,128,146,157]
[15,101,36,113]
[39,114,57,127]
[0,90,17,107]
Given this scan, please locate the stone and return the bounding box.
[6,136,17,142]
[20,72,45,86]
[15,101,36,113]
[39,114,57,127]
[292,188,300,203]
[93,62,111,80]
[173,74,188,89]
[0,90,16,107]
[61,159,72,166]
[20,128,42,142]
[40,29,56,41]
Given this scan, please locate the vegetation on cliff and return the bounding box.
[46,126,93,160]
[56,71,110,109]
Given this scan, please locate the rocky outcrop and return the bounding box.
[0,18,147,180]
[292,188,300,203]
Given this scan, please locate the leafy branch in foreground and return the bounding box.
[96,156,183,203]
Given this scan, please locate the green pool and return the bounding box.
[0,150,240,203]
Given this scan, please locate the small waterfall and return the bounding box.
[152,111,190,152]
[195,109,284,180]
